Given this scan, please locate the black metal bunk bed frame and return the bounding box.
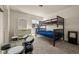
[36,16,64,46]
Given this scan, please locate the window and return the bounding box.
[32,20,39,28]
[32,20,39,24]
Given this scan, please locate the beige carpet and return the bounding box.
[4,36,79,54]
[32,37,79,54]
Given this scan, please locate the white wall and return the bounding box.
[10,9,43,38]
[0,5,10,48]
[0,12,4,48]
[48,6,79,43]
[3,6,10,44]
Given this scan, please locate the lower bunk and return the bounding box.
[36,28,63,46]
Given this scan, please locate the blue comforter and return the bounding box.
[37,30,55,38]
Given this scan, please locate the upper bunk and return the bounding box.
[39,16,64,27]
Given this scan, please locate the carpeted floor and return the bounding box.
[8,36,79,54]
[33,37,79,54]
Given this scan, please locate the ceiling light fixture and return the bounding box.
[39,5,43,7]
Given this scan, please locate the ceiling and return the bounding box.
[10,5,73,18]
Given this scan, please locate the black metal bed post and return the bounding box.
[57,16,64,40]
[53,40,55,47]
[63,18,64,40]
[57,16,59,27]
[35,28,37,36]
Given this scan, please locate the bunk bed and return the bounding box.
[36,16,64,46]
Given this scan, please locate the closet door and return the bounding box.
[18,19,27,30]
[17,19,27,36]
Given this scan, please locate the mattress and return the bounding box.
[37,30,55,38]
